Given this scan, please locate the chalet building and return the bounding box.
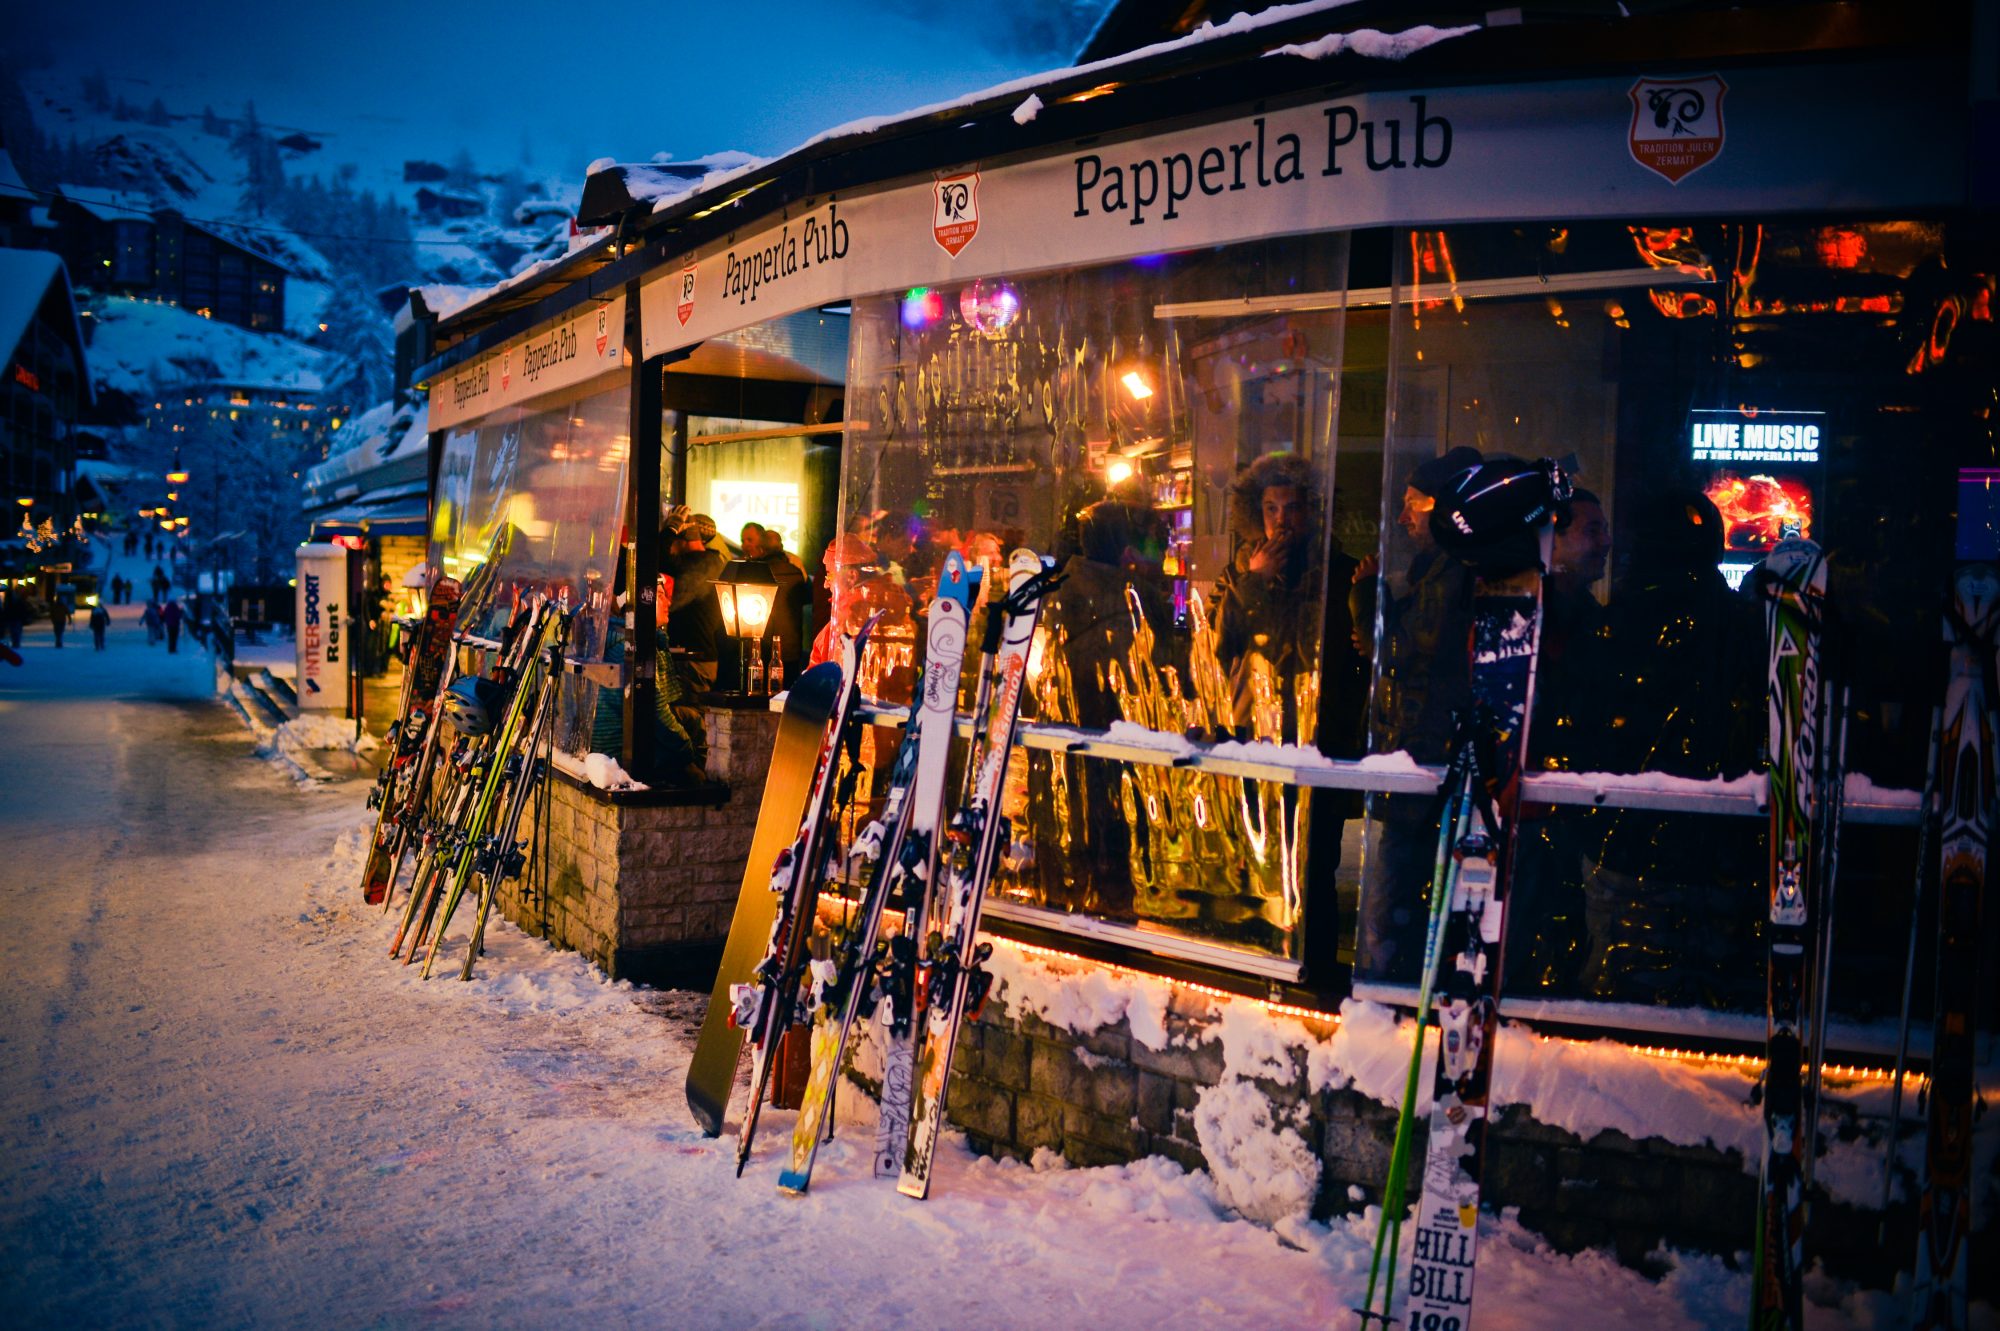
[47,187,287,332]
[0,248,92,582]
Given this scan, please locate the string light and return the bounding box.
[991,940,1902,1080]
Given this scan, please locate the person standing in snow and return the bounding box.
[89,600,110,650]
[142,599,162,646]
[162,598,184,654]
[48,598,71,648]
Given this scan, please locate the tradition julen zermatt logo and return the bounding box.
[676,263,697,326]
[595,307,610,357]
[932,171,980,257]
[1627,74,1727,184]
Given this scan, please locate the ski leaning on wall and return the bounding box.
[778,552,977,1195]
[1394,456,1567,1329]
[685,662,843,1137]
[899,548,1061,1201]
[1751,536,1826,1331]
[1909,560,1998,1331]
[1355,716,1491,1329]
[872,553,986,1179]
[733,616,883,1174]
[360,575,464,904]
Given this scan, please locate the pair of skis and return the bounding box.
[776,551,979,1193]
[687,548,1059,1201]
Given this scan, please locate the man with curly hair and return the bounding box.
[1209,451,1358,743]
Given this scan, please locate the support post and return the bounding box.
[623,283,663,780]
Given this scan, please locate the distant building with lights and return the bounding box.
[47,187,288,333]
[0,247,92,585]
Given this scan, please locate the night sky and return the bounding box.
[25,0,1107,180]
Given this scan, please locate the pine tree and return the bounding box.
[146,98,171,127]
[81,70,109,112]
[201,105,224,136]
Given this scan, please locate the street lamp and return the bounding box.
[714,558,776,695]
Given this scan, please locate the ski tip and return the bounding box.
[775,1170,809,1195]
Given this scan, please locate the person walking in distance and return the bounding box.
[89,599,110,650]
[142,599,163,646]
[4,586,28,649]
[162,598,184,654]
[151,565,170,602]
[49,597,72,649]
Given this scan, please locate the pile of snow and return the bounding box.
[277,711,378,754]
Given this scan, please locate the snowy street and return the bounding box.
[0,609,1956,1330]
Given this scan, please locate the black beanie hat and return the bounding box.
[1408,446,1484,498]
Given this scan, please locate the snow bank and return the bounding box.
[985,941,1174,1051]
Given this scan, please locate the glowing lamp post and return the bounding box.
[714,558,776,696]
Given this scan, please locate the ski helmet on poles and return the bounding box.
[1429,456,1574,574]
[442,675,505,736]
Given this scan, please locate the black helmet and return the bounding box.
[442,675,505,737]
[1429,456,1573,573]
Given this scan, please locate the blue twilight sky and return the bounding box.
[27,0,1109,182]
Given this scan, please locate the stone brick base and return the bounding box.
[925,943,1995,1293]
[492,703,780,988]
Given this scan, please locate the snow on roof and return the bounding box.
[1267,23,1479,62]
[86,296,327,398]
[304,397,428,499]
[606,3,1473,223]
[0,249,88,395]
[56,183,156,223]
[585,151,769,214]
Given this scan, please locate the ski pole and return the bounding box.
[1878,702,1940,1239]
[1803,682,1850,1195]
[1357,732,1476,1327]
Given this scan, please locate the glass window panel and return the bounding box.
[1354,218,1992,1028]
[840,235,1358,965]
[428,382,629,752]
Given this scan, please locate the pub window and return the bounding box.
[840,233,1355,974]
[1352,218,1994,1037]
[430,382,630,757]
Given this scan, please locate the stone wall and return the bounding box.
[492,703,779,986]
[921,943,1988,1291]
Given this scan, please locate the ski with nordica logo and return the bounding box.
[733,614,883,1174]
[899,549,1060,1200]
[1909,561,1997,1331]
[1401,457,1567,1328]
[778,552,976,1194]
[1751,536,1826,1331]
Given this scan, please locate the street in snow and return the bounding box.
[0,592,1948,1331]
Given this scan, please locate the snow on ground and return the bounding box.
[3,608,1991,1329]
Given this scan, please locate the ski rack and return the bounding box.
[782,696,1925,826]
